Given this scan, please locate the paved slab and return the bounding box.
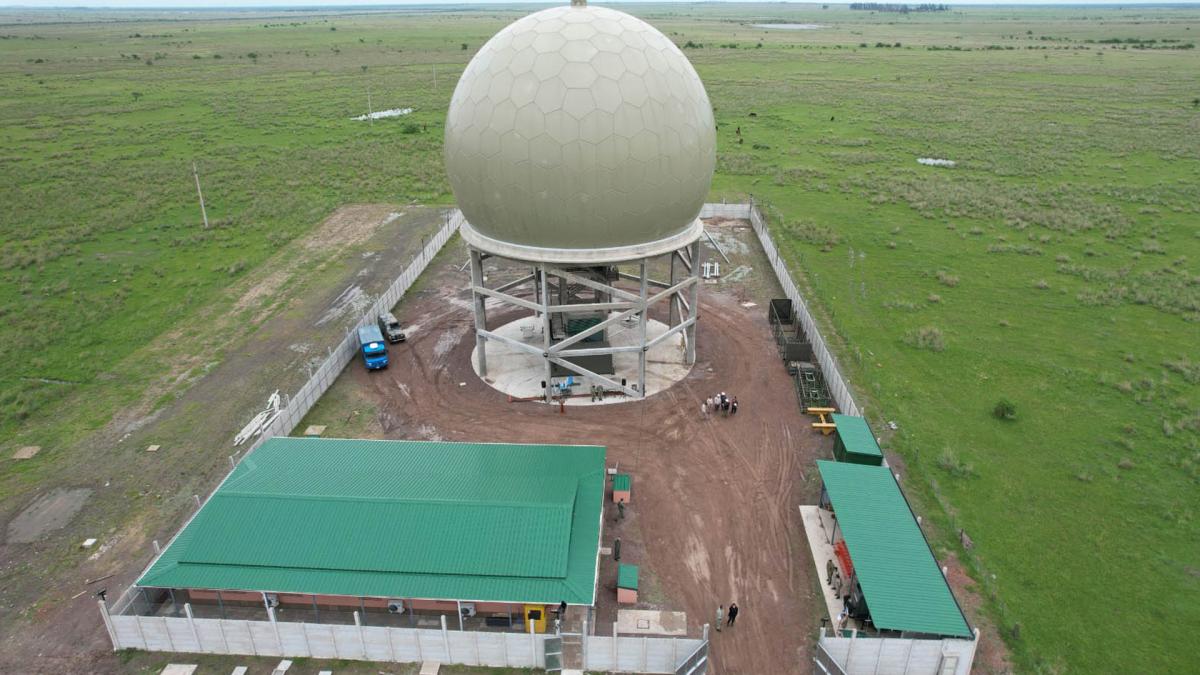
[799,505,864,632]
[159,666,197,675]
[12,445,40,460]
[471,314,691,404]
[617,609,689,636]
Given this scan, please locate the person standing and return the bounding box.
[715,604,724,632]
[727,603,739,627]
[700,400,707,420]
[731,397,739,416]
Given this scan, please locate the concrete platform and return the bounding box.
[798,505,864,632]
[616,609,688,636]
[471,314,692,405]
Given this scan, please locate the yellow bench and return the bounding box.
[807,407,838,434]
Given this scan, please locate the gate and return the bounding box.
[676,640,708,675]
[544,634,563,672]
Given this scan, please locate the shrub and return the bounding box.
[906,326,945,351]
[993,398,1017,420]
[936,270,959,287]
[937,450,976,478]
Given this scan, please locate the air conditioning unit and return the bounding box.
[460,602,476,618]
[387,600,405,614]
[264,593,279,608]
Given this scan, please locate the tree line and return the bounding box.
[849,3,949,12]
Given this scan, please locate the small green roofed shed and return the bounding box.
[831,413,884,466]
[816,460,972,639]
[138,437,606,605]
[617,563,638,591]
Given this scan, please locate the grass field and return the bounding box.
[1,3,1197,673]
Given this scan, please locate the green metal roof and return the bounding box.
[617,563,638,590]
[832,414,883,458]
[816,461,972,639]
[139,437,606,605]
[612,474,631,492]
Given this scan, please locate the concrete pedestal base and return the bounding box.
[471,314,692,405]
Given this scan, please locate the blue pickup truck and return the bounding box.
[357,324,389,370]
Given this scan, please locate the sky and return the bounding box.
[1,0,1197,7]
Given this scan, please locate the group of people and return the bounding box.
[701,392,739,419]
[714,602,740,631]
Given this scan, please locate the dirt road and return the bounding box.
[345,228,831,674]
[0,206,445,674]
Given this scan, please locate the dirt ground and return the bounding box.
[317,221,831,674]
[0,206,445,674]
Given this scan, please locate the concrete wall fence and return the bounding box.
[245,209,466,455]
[815,631,979,675]
[101,602,704,674]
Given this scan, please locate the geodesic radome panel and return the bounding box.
[444,4,716,256]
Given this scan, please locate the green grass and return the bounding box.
[685,5,1199,673]
[1,4,1197,674]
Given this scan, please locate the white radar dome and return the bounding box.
[444,2,716,263]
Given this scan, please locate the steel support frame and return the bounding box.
[468,240,701,402]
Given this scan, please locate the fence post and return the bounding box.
[386,625,397,662]
[184,603,201,653]
[582,618,589,668]
[267,606,282,655]
[441,614,451,661]
[612,621,618,668]
[529,619,537,667]
[217,618,229,654]
[133,615,148,650]
[355,610,366,660]
[642,635,648,671]
[246,619,258,656]
[97,600,119,650]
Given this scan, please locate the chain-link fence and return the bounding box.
[747,202,861,417]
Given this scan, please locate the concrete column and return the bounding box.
[638,260,648,398]
[469,248,488,377]
[686,240,702,364]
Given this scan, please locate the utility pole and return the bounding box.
[192,161,209,229]
[367,83,373,125]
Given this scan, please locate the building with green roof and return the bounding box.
[831,413,884,466]
[815,460,972,639]
[134,437,606,630]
